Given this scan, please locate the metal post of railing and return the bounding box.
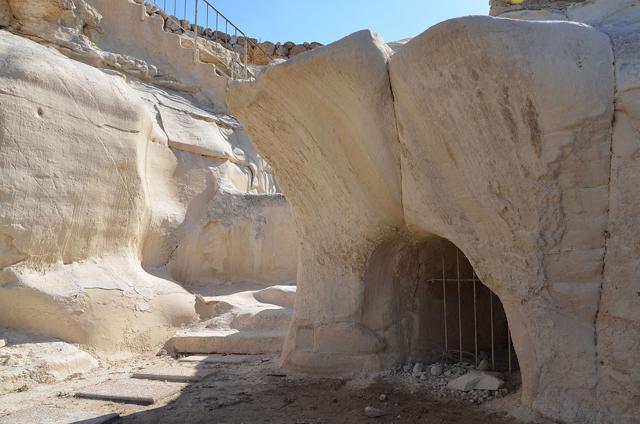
[456,249,462,363]
[193,0,198,63]
[442,256,448,360]
[473,271,478,367]
[153,0,267,80]
[244,37,248,80]
[508,326,512,374]
[490,289,495,370]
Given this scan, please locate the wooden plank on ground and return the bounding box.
[75,378,185,405]
[178,354,259,365]
[131,366,216,383]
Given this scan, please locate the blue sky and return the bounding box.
[159,0,489,45]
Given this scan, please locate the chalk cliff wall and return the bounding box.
[0,0,297,353]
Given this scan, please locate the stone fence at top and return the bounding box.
[490,0,588,15]
[138,0,324,66]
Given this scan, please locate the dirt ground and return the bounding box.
[0,353,531,424]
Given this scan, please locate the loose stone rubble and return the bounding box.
[364,405,384,418]
[447,372,504,392]
[387,361,510,405]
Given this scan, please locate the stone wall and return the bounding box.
[490,0,587,15]
[138,0,323,65]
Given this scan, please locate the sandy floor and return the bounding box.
[0,351,539,424]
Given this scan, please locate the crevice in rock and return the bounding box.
[386,58,405,223]
[594,27,618,393]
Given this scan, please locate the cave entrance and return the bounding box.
[361,235,520,376]
[414,243,518,373]
[364,236,520,374]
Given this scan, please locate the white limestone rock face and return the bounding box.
[492,2,640,420]
[386,37,412,53]
[0,328,98,395]
[0,29,296,353]
[6,0,101,45]
[229,9,639,424]
[229,30,404,373]
[0,0,297,355]
[130,80,278,195]
[390,17,614,422]
[571,3,640,423]
[178,36,243,77]
[0,30,197,352]
[128,81,296,287]
[1,0,160,81]
[86,0,228,110]
[167,189,297,287]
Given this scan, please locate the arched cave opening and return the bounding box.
[363,236,520,377]
[414,241,518,373]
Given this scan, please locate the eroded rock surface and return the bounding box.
[0,0,638,422]
[230,29,404,373]
[0,328,98,395]
[228,2,640,422]
[0,0,297,354]
[0,30,196,351]
[391,16,614,423]
[488,3,640,421]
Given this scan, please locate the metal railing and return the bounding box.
[418,249,516,373]
[148,0,270,80]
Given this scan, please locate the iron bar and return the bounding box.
[473,271,478,366]
[508,326,512,374]
[244,38,248,80]
[456,250,462,363]
[442,256,448,360]
[424,278,480,283]
[490,289,495,370]
[201,0,245,36]
[154,0,265,80]
[193,0,198,63]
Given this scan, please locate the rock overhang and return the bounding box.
[226,7,638,423]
